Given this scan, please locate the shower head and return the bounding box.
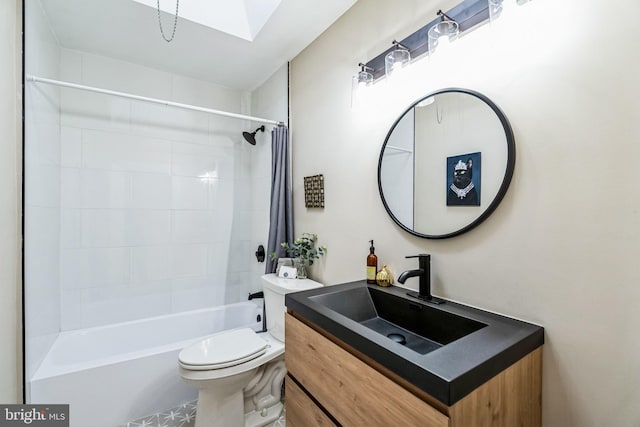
[242,125,266,145]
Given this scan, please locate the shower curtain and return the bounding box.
[266,126,293,273]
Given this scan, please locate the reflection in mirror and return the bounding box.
[378,89,515,239]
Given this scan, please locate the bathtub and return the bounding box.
[29,302,262,427]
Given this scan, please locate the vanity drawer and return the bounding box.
[285,313,449,427]
[285,375,337,427]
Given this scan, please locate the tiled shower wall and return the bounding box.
[57,49,257,330]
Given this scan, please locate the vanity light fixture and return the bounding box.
[384,41,411,79]
[428,10,459,55]
[351,63,374,109]
[356,0,506,84]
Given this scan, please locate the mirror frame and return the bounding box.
[377,88,516,239]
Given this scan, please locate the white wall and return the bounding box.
[0,0,22,403]
[290,0,640,426]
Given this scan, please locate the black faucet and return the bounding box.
[397,254,445,305]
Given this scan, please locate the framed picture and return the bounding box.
[304,174,325,208]
[446,152,481,206]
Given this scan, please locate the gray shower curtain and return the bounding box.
[265,126,293,273]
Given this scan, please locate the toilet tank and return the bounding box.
[261,274,323,342]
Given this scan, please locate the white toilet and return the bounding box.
[178,274,323,427]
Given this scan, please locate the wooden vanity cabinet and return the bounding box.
[285,312,541,427]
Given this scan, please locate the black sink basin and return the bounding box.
[285,280,544,406]
[310,286,486,354]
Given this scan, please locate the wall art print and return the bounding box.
[446,152,481,206]
[304,174,325,208]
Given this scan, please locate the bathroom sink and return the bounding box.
[285,280,544,405]
[310,286,486,354]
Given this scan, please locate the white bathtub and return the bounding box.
[29,302,262,427]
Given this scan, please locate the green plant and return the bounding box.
[271,233,327,265]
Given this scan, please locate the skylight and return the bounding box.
[132,0,282,41]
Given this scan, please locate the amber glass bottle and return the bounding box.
[366,240,378,284]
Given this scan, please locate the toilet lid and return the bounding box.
[179,328,268,370]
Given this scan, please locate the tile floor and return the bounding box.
[119,401,286,427]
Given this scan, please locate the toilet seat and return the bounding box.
[179,328,268,371]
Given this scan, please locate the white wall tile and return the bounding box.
[231,210,252,241]
[61,88,131,132]
[25,105,60,166]
[171,176,208,210]
[208,179,235,210]
[171,74,242,112]
[130,173,171,209]
[224,272,250,304]
[26,294,60,338]
[131,246,170,283]
[130,102,209,145]
[228,240,251,273]
[61,248,131,289]
[125,210,171,246]
[170,245,208,278]
[172,210,217,244]
[233,145,252,181]
[170,286,225,313]
[171,141,234,179]
[172,275,213,291]
[251,210,270,250]
[214,208,234,242]
[60,168,80,208]
[80,210,126,247]
[25,163,60,208]
[234,179,252,212]
[61,126,82,167]
[61,208,81,248]
[82,210,170,247]
[207,242,230,277]
[80,286,172,328]
[209,117,243,140]
[82,129,171,173]
[80,52,173,99]
[79,169,130,209]
[251,146,271,184]
[252,175,271,213]
[60,289,82,331]
[24,206,60,301]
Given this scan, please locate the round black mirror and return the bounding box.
[378,88,515,239]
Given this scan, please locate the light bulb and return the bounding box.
[385,48,411,80]
[428,21,459,56]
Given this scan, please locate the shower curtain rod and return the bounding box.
[26,75,286,126]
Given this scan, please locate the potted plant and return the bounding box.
[273,233,327,279]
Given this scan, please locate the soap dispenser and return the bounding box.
[366,240,378,284]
